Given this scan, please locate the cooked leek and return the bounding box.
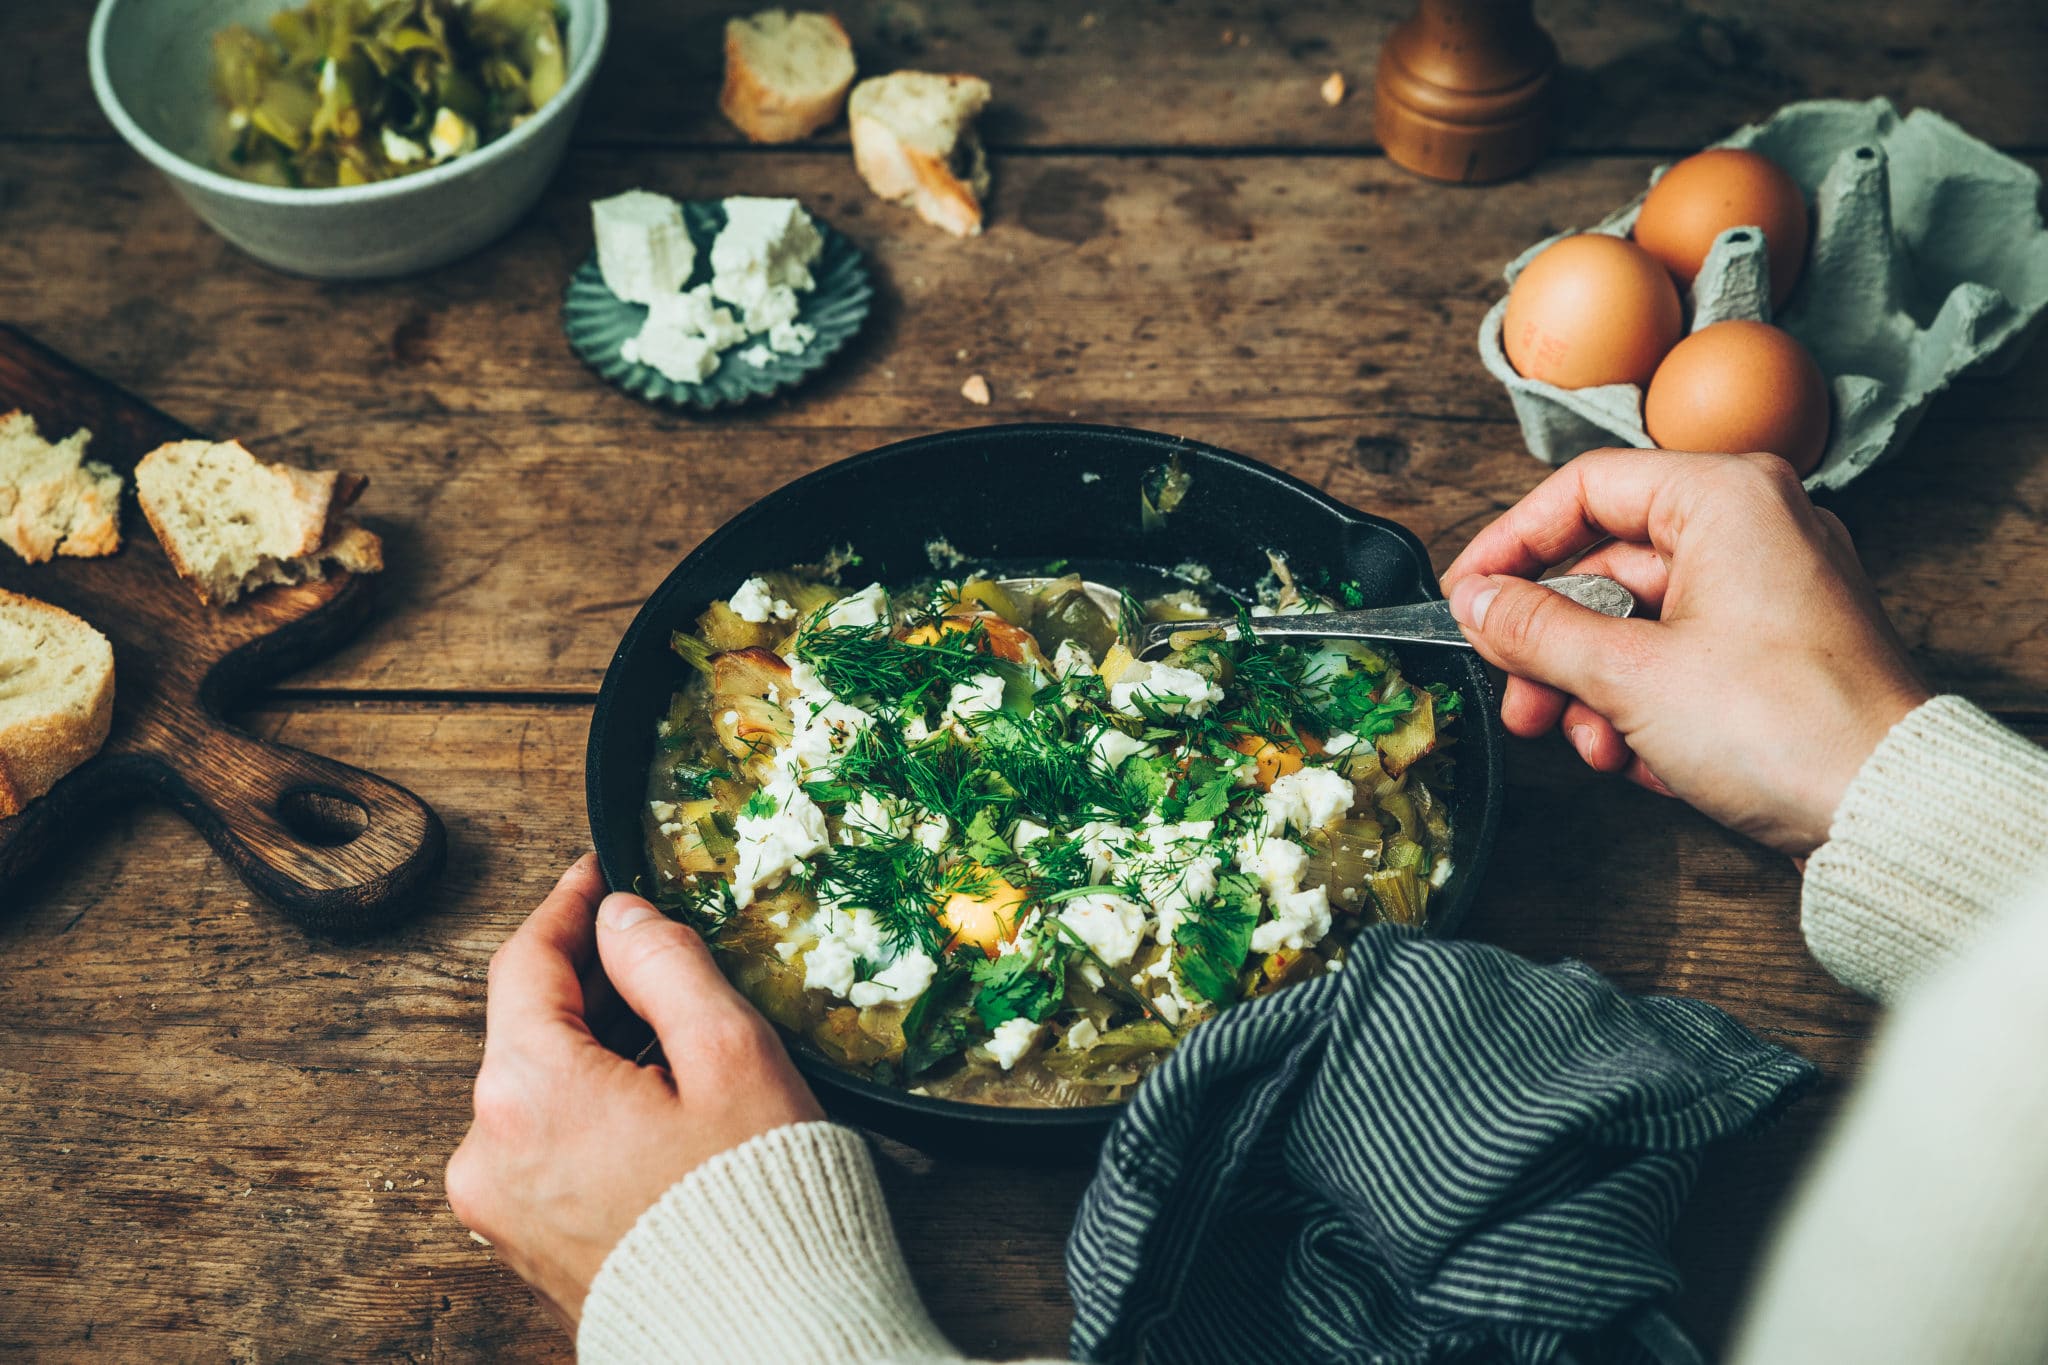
[211,0,568,187]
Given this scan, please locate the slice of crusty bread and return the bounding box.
[135,440,384,607]
[720,9,857,144]
[0,589,114,817]
[849,70,991,237]
[0,411,123,563]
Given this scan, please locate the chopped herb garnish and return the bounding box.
[970,937,1070,1028]
[1173,873,1260,1006]
[670,763,728,800]
[962,807,1014,864]
[808,837,950,958]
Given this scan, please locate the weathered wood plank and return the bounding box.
[7,0,2046,151]
[10,146,2048,428]
[1,146,2043,707]
[0,701,1901,1359]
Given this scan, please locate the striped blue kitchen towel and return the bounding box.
[1065,924,1816,1364]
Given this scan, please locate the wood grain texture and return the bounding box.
[5,0,2045,1359]
[0,701,1899,1361]
[9,0,2048,150]
[0,331,445,932]
[1,147,2043,706]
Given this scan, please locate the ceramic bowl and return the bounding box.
[586,424,1505,1157]
[89,0,609,279]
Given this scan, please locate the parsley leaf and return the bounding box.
[1173,873,1260,1006]
[739,788,779,820]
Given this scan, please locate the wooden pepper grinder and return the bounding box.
[1373,0,1558,184]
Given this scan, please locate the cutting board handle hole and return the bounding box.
[277,788,371,846]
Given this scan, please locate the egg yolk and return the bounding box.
[1230,731,1325,790]
[935,870,1029,958]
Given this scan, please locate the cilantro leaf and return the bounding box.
[970,941,1069,1029]
[1175,756,1238,823]
[740,787,779,820]
[1325,675,1416,739]
[962,807,1014,864]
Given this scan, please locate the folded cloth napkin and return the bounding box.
[1065,925,1816,1365]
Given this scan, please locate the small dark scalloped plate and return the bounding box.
[563,199,873,412]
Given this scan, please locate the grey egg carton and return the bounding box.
[1478,98,2048,490]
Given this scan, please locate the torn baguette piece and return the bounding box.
[136,440,384,606]
[849,70,992,237]
[0,589,115,817]
[0,411,123,563]
[720,9,857,144]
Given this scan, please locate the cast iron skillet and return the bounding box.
[589,424,1504,1157]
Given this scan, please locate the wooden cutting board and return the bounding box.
[0,326,444,933]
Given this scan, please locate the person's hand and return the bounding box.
[445,855,822,1329]
[1441,449,1929,857]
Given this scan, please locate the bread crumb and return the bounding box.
[470,1230,493,1247]
[955,348,970,361]
[1080,13,1098,29]
[1321,72,1346,106]
[961,374,992,405]
[1220,28,1235,44]
[384,1179,395,1190]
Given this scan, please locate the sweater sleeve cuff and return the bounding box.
[1802,695,2048,1003]
[577,1121,958,1365]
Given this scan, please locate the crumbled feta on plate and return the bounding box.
[593,189,694,305]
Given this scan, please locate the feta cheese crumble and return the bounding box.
[710,196,824,314]
[849,951,938,1008]
[730,576,796,623]
[731,777,830,908]
[1089,725,1151,773]
[1261,766,1357,836]
[985,1018,1044,1070]
[943,673,1008,723]
[1053,639,1097,677]
[596,192,828,379]
[821,583,889,629]
[594,190,696,304]
[1251,885,1333,954]
[1059,893,1148,968]
[1111,661,1224,718]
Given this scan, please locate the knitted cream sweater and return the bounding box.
[579,696,2048,1365]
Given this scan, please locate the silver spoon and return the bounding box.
[996,573,1635,660]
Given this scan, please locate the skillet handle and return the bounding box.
[162,724,446,935]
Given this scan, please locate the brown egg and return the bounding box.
[1644,320,1831,476]
[1502,234,1683,389]
[1633,149,1808,307]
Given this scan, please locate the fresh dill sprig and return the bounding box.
[793,616,1007,709]
[808,836,949,958]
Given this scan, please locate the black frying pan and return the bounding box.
[588,424,1504,1156]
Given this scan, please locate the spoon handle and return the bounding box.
[1138,573,1635,655]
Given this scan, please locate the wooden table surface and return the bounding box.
[4,1,2045,1358]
